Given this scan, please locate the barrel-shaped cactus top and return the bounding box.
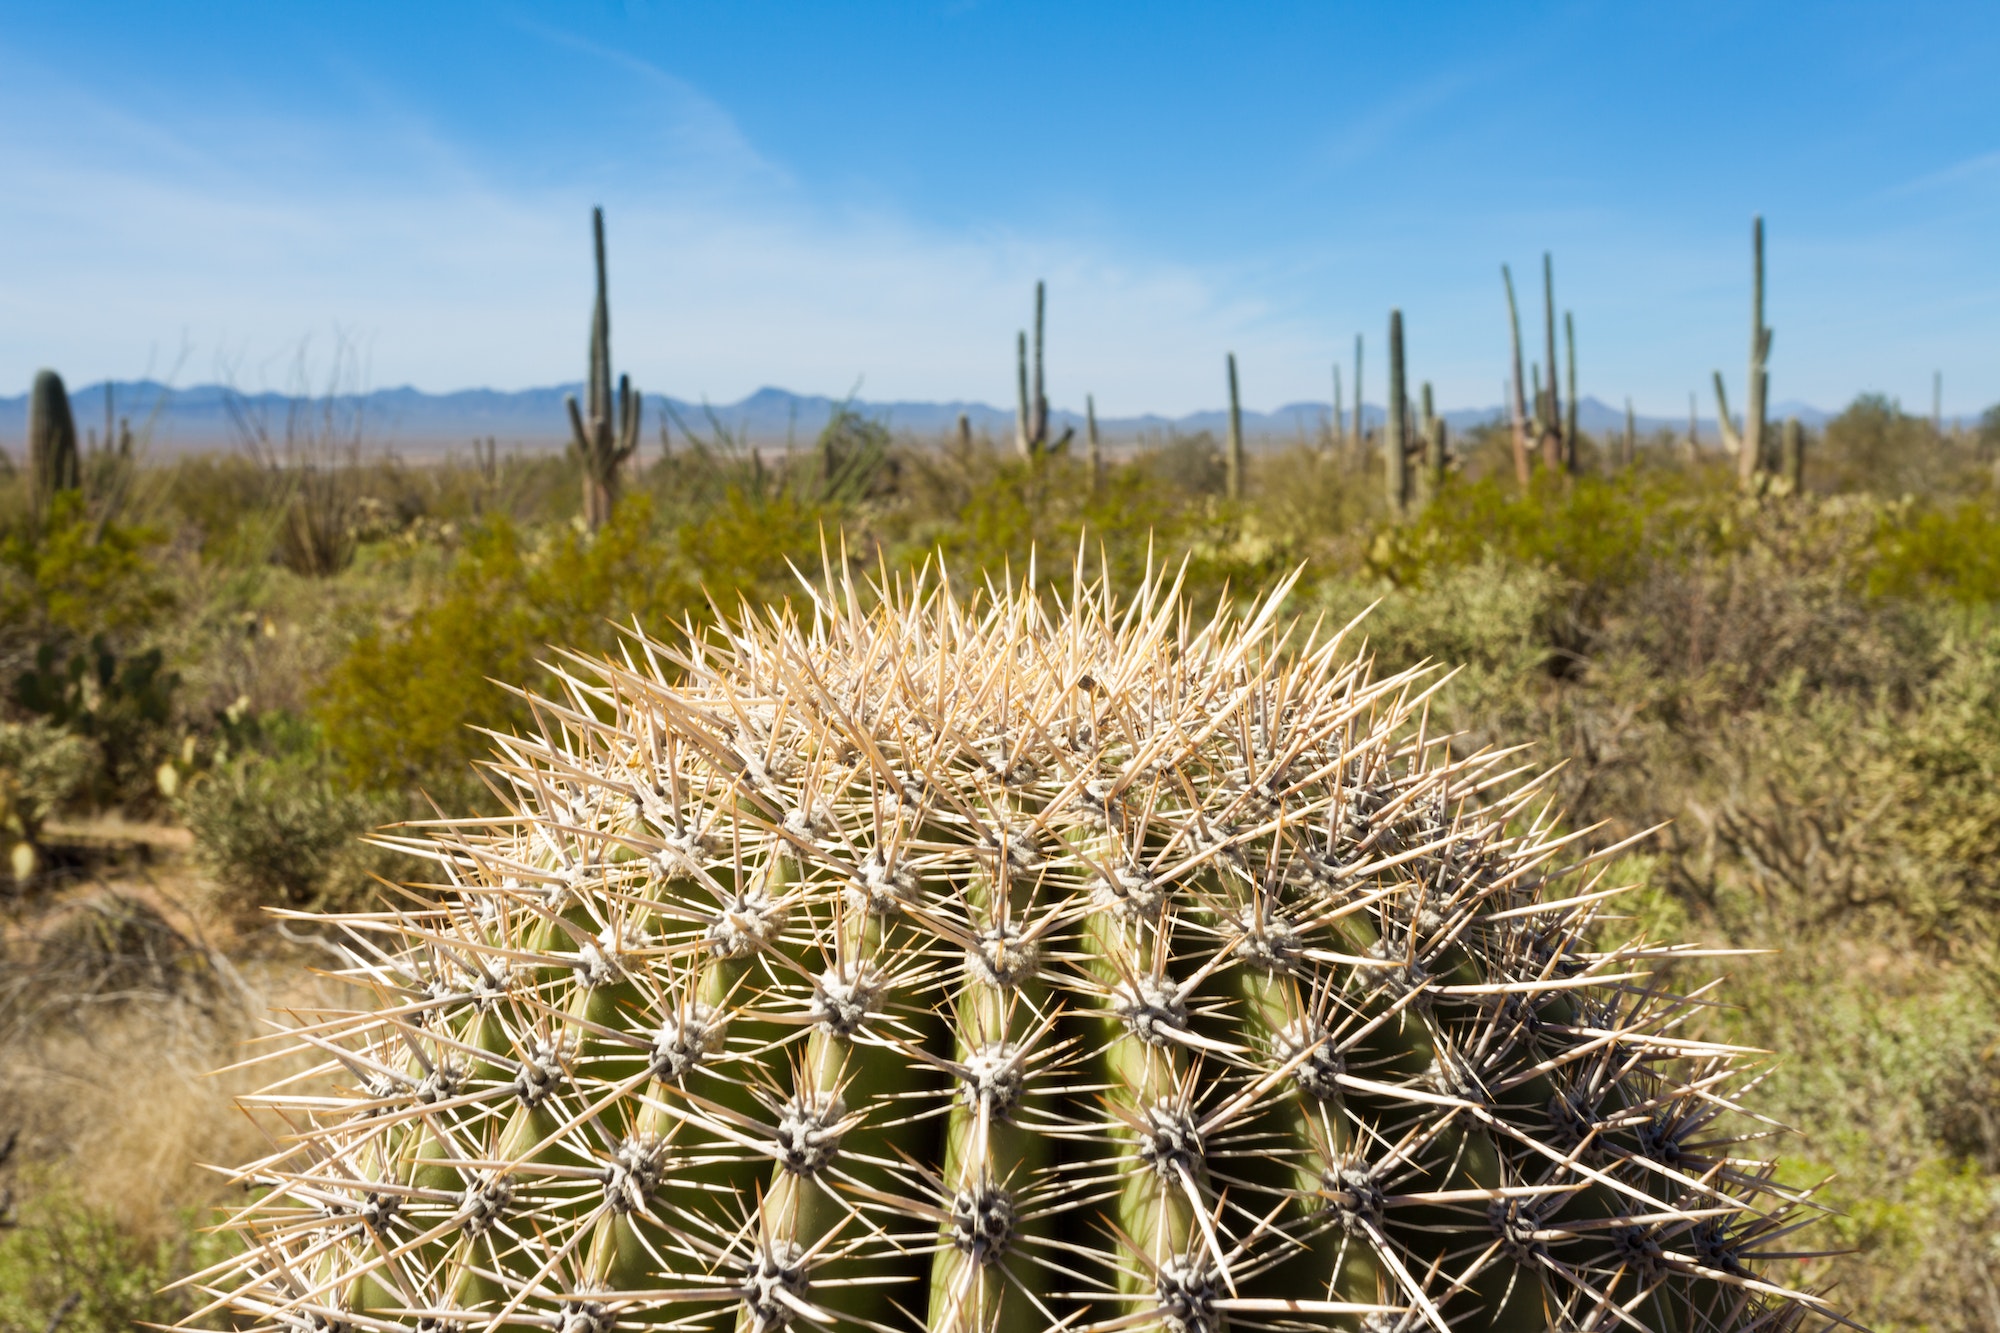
[193,562,1831,1333]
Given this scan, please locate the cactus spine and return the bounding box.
[1500,266,1532,488]
[190,562,1838,1333]
[564,208,642,531]
[1384,311,1408,515]
[1225,353,1244,502]
[28,369,79,519]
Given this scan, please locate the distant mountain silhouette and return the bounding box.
[0,379,1847,457]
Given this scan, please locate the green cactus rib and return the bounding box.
[190,559,1838,1333]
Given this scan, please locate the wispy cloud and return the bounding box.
[0,34,1330,415]
[1882,149,2000,198]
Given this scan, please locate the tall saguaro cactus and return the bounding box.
[1501,265,1532,487]
[1419,380,1447,505]
[1014,282,1068,460]
[1742,216,1771,486]
[28,369,80,520]
[564,208,642,530]
[1350,334,1363,458]
[1563,310,1579,473]
[1085,394,1102,494]
[1541,253,1562,470]
[1224,353,1244,501]
[1384,310,1409,515]
[1330,363,1344,454]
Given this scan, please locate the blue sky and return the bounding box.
[3,1,1998,416]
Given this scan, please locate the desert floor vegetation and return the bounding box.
[4,396,2000,1330]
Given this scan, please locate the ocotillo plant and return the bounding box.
[1781,416,1805,494]
[1562,313,1578,474]
[188,558,1838,1333]
[1540,254,1562,471]
[564,208,642,530]
[1500,265,1532,487]
[28,369,79,520]
[1384,311,1409,516]
[1225,353,1245,502]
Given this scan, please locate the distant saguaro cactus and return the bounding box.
[1716,218,1772,488]
[1540,254,1562,471]
[1225,353,1244,501]
[1350,334,1364,459]
[1419,381,1446,505]
[1085,394,1102,494]
[564,207,642,530]
[1384,310,1409,515]
[1501,265,1532,487]
[28,369,80,519]
[1563,311,1579,473]
[1014,283,1071,460]
[1781,415,1805,494]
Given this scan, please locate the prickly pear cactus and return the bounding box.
[194,564,1833,1333]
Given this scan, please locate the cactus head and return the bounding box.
[191,560,1835,1333]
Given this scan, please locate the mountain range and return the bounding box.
[0,379,1848,459]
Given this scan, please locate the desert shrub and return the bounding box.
[178,747,397,916]
[1816,392,1965,497]
[316,496,699,795]
[10,636,178,811]
[0,1185,230,1333]
[1868,498,2000,604]
[0,720,92,876]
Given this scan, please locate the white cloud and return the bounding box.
[0,32,1339,418]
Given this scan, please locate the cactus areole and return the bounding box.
[192,559,1835,1333]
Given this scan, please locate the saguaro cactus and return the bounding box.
[1350,334,1364,458]
[1384,310,1409,515]
[1623,398,1637,472]
[28,369,79,519]
[564,208,642,530]
[1419,381,1447,504]
[1086,394,1103,494]
[190,559,1839,1333]
[1781,416,1805,494]
[1563,312,1579,474]
[1501,265,1532,487]
[1225,353,1244,501]
[1743,217,1770,486]
[1541,254,1562,471]
[1014,283,1069,460]
[1330,364,1344,454]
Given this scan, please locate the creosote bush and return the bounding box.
[195,560,1836,1333]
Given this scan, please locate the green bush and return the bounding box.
[177,747,397,915]
[0,719,92,875]
[0,1185,229,1333]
